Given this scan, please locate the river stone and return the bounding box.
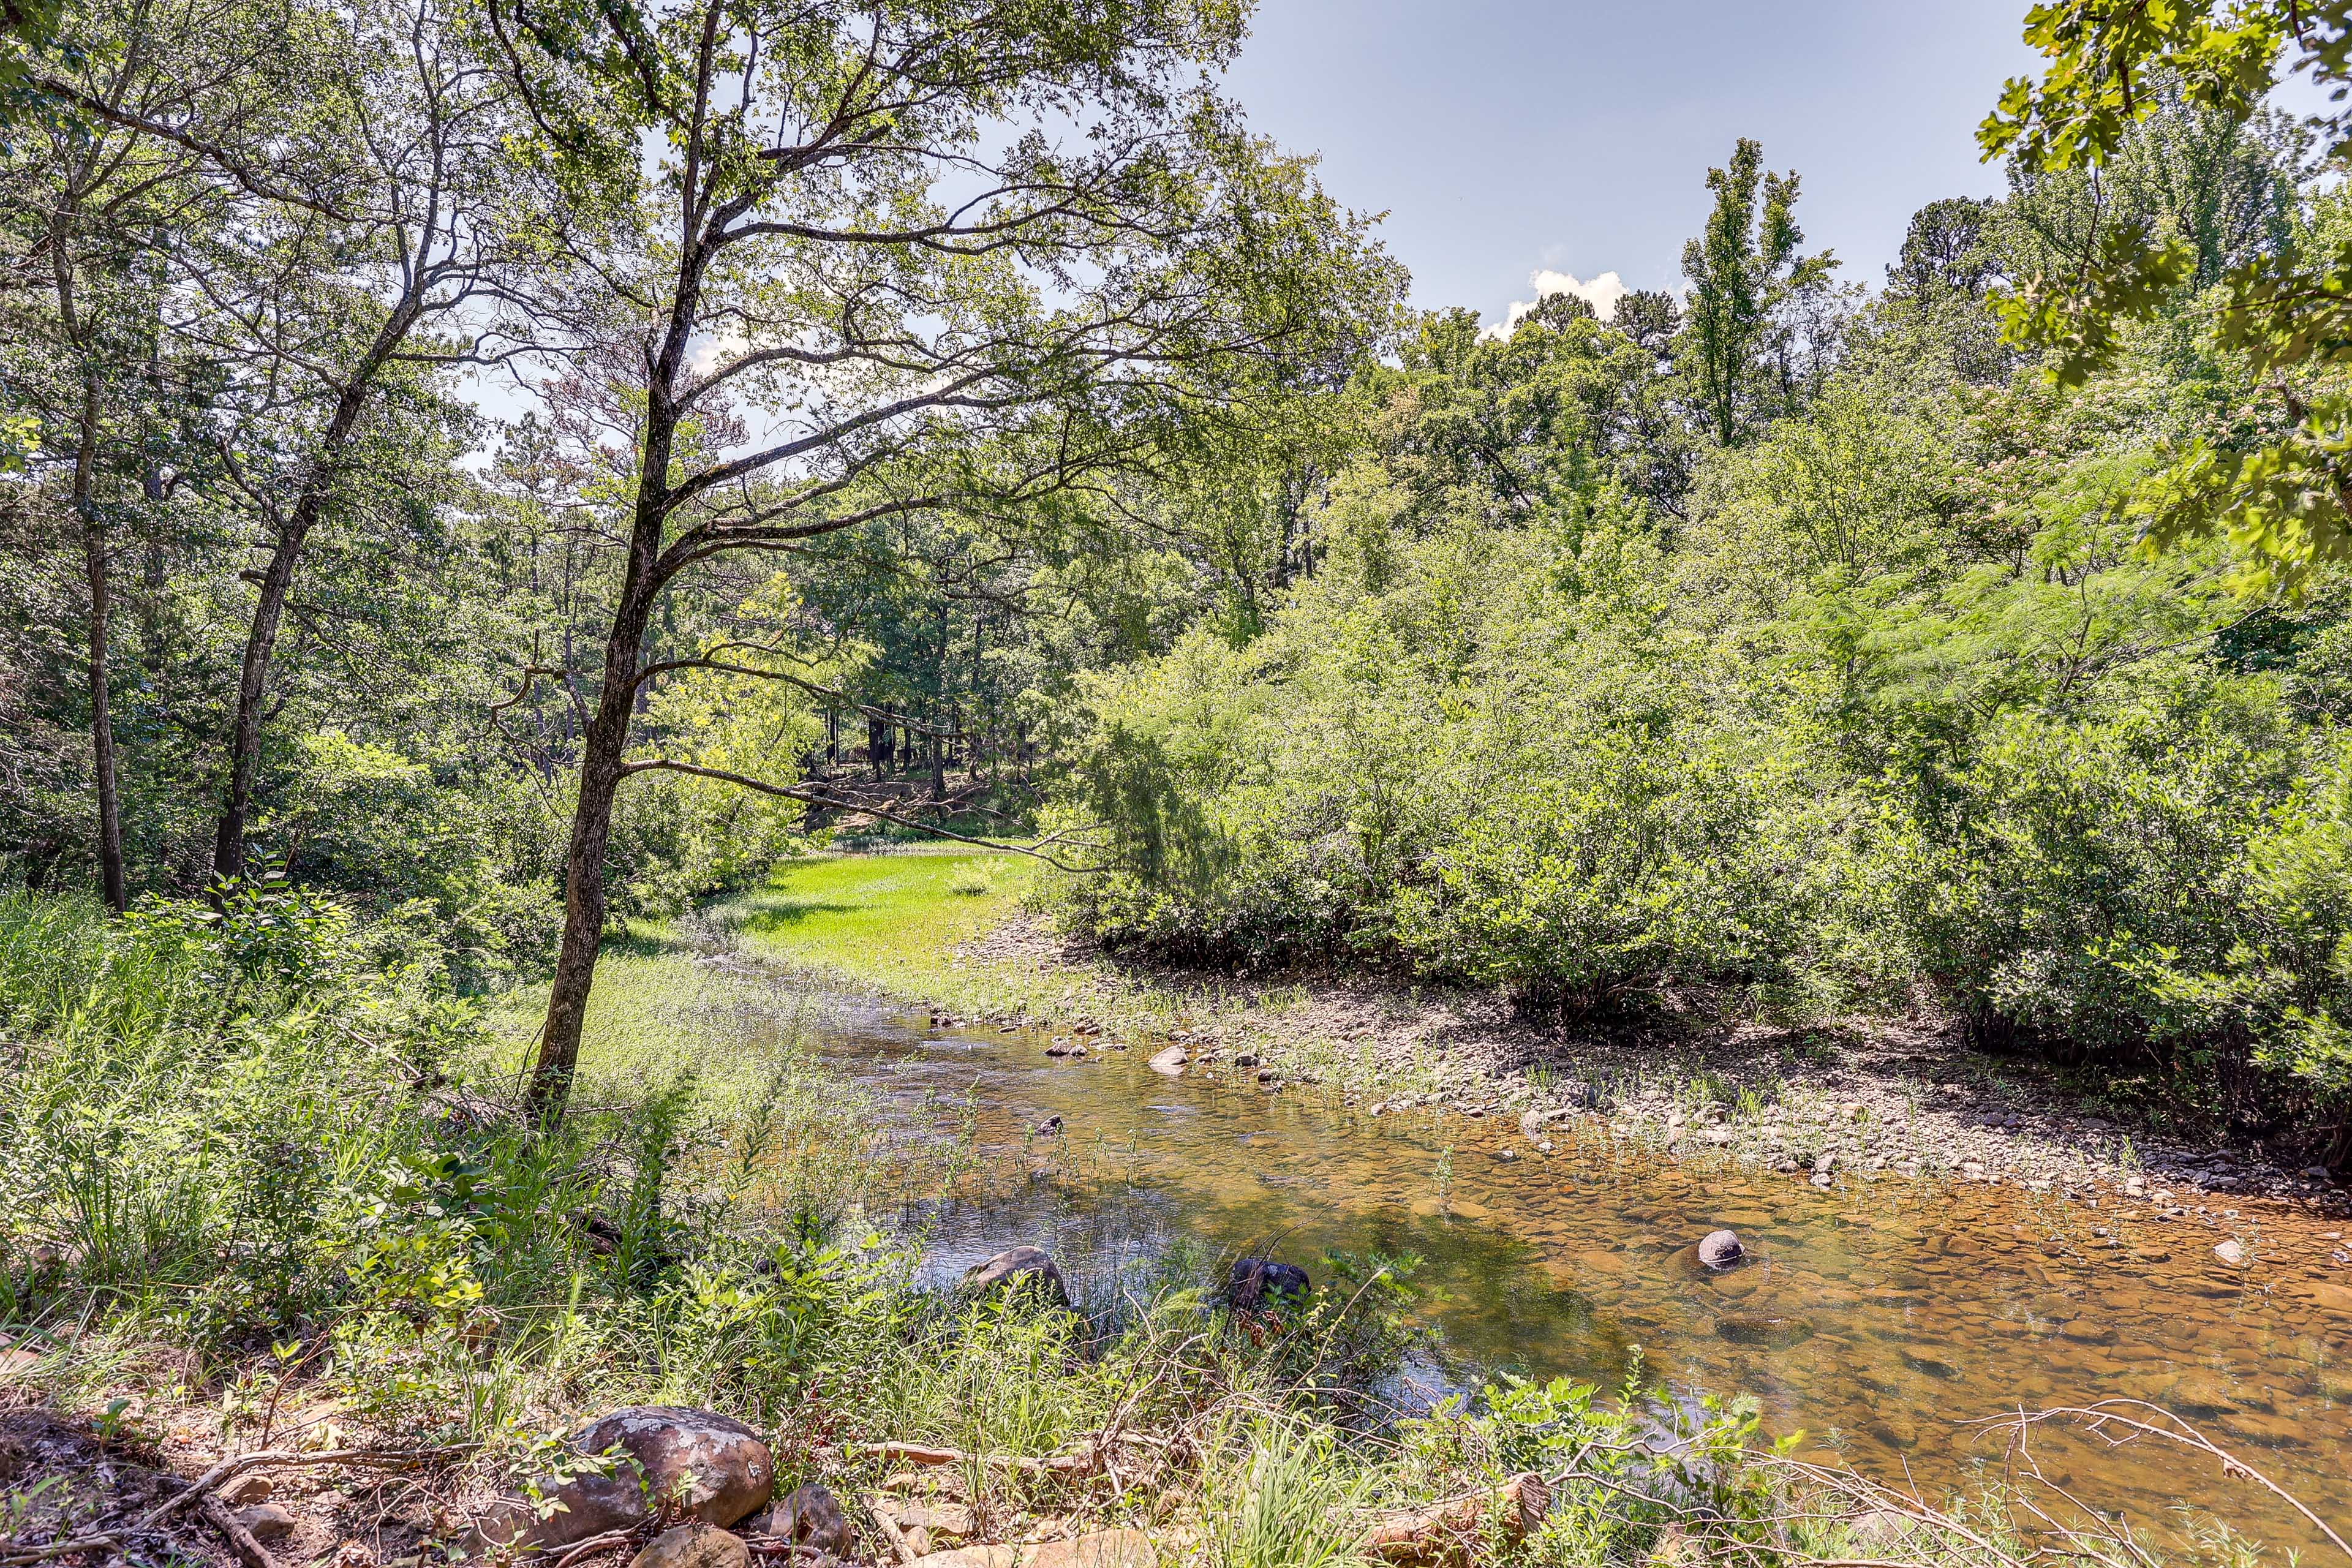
[631,1524,750,1568]
[1025,1529,1159,1568]
[905,1550,1022,1568]
[888,1501,975,1543]
[961,1246,1071,1308]
[1227,1257,1311,1311]
[1147,1045,1188,1076]
[469,1471,647,1552]
[1518,1107,1569,1140]
[1697,1230,1744,1270]
[1715,1314,1815,1349]
[2214,1238,2250,1267]
[760,1482,854,1557]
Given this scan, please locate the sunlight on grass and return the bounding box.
[718,851,1027,987]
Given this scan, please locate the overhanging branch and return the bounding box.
[615,757,1106,872]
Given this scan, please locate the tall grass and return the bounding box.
[0,887,2316,1568]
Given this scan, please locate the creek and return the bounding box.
[797,992,2352,1550]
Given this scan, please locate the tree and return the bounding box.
[495,0,1401,1115]
[1678,138,1839,447]
[1887,197,2000,303]
[176,0,569,885]
[1980,1,2352,584]
[0,0,276,907]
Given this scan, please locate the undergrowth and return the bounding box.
[0,886,2319,1568]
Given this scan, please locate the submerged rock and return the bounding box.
[1716,1314,1815,1349]
[1697,1230,1745,1270]
[961,1246,1072,1308]
[1227,1257,1311,1311]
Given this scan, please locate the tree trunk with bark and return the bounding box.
[50,181,127,914]
[530,583,649,1115]
[211,516,308,882]
[209,293,420,884]
[76,372,126,914]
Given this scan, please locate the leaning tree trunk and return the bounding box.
[209,296,421,884]
[211,515,311,883]
[530,571,656,1117]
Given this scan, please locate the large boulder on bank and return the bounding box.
[1226,1257,1311,1311]
[575,1406,774,1527]
[470,1406,775,1553]
[960,1246,1071,1308]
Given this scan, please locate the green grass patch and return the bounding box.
[718,851,1027,989]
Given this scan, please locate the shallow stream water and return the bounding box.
[799,997,2352,1551]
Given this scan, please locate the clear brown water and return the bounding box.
[809,1001,2352,1551]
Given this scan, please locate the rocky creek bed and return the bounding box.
[960,918,2350,1211]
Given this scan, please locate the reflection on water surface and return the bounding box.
[804,1000,2352,1546]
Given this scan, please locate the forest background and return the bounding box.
[5,0,2352,1153]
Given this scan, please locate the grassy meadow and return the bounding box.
[720,850,1029,986]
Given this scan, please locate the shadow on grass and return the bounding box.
[601,924,702,958]
[737,899,861,932]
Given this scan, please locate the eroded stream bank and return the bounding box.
[790,989,2352,1548]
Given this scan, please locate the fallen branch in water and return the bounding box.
[1975,1401,2352,1565]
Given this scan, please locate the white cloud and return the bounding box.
[1484,268,1630,338]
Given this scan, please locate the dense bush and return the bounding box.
[1046,289,2352,1139]
[1051,519,1869,1014]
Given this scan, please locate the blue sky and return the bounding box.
[1221,1,2045,325]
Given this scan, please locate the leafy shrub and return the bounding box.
[1047,521,1869,1012]
[1872,669,2351,1127]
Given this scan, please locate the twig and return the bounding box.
[197,1496,281,1568]
[0,1446,467,1567]
[550,1529,638,1568]
[849,1441,1096,1477]
[1973,1402,2352,1563]
[863,1497,920,1566]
